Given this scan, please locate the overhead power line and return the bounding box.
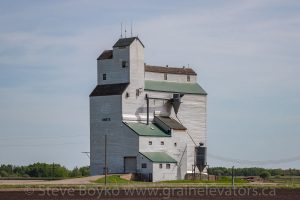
[0,142,88,148]
[0,134,86,140]
[208,153,300,165]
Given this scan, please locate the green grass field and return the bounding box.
[93,175,247,184]
[94,175,135,184]
[269,176,300,185]
[0,175,299,189]
[91,175,300,188]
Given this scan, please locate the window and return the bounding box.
[161,141,164,145]
[166,164,170,169]
[159,164,163,169]
[122,61,128,68]
[103,73,106,80]
[164,73,168,80]
[174,142,177,147]
[141,163,147,168]
[126,92,130,98]
[187,75,190,82]
[149,141,152,145]
[136,88,142,97]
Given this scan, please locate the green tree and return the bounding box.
[79,166,90,176]
[260,171,271,180]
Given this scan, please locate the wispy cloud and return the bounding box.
[0,0,299,168]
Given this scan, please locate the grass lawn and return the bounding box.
[161,176,248,184]
[94,175,135,184]
[269,176,300,185]
[1,175,299,189]
[91,175,300,189]
[94,175,247,184]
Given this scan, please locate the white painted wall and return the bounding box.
[90,95,139,175]
[137,153,153,174]
[97,47,130,85]
[138,130,188,180]
[152,163,177,182]
[171,94,207,172]
[137,153,178,182]
[136,91,207,173]
[122,39,146,120]
[91,37,207,180]
[145,71,197,83]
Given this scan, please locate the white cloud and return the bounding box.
[0,0,300,168]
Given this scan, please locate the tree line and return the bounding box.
[1,163,299,178]
[208,167,300,177]
[0,163,89,178]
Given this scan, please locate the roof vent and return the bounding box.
[166,65,168,67]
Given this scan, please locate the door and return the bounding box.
[124,157,137,173]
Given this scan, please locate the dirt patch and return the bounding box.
[0,188,299,200]
[0,176,103,185]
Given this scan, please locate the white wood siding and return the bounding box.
[122,40,146,119]
[90,95,139,175]
[145,71,197,83]
[91,37,208,181]
[152,163,177,182]
[136,91,207,173]
[138,130,189,180]
[137,153,153,174]
[137,154,178,182]
[97,47,129,85]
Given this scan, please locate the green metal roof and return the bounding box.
[140,152,177,163]
[144,80,207,95]
[124,122,171,137]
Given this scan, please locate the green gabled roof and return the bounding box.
[124,122,171,137]
[140,152,177,163]
[144,80,207,95]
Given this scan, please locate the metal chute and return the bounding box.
[170,93,182,115]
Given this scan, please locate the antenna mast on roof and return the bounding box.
[124,23,127,38]
[131,21,133,37]
[120,22,123,38]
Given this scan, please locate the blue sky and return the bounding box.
[0,0,299,169]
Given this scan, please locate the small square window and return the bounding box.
[122,61,128,68]
[166,164,170,169]
[164,73,167,80]
[187,75,190,82]
[149,141,152,145]
[141,163,147,168]
[159,164,163,169]
[103,73,106,80]
[161,141,164,145]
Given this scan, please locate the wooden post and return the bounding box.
[207,164,209,181]
[105,134,107,185]
[146,94,149,125]
[232,166,235,189]
[52,162,55,180]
